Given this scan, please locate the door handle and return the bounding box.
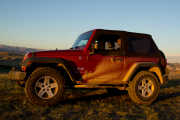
[111,57,123,62]
[116,58,123,61]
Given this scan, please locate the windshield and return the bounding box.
[72,31,93,49]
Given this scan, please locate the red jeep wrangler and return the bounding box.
[9,29,168,105]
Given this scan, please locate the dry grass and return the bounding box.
[0,72,180,120]
[0,56,180,120]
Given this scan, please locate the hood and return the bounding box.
[33,49,84,57]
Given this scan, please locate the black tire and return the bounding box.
[128,71,160,105]
[25,67,65,106]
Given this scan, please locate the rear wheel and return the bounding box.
[128,71,160,105]
[25,67,65,106]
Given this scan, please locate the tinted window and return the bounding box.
[127,37,153,55]
[96,34,121,50]
[93,34,123,55]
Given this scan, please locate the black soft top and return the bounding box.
[95,29,152,38]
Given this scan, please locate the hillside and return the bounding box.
[167,56,180,63]
[0,44,44,55]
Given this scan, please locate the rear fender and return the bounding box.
[122,62,156,82]
[149,67,164,84]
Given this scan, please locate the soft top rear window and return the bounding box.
[127,37,155,55]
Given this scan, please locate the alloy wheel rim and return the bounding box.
[137,78,155,98]
[35,76,58,99]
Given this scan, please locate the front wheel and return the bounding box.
[25,67,65,106]
[128,71,160,105]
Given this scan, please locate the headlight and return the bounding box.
[23,52,32,62]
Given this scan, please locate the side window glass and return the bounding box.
[94,34,123,55]
[114,38,122,50]
[128,37,152,55]
[105,41,113,50]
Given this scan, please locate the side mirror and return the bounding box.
[89,50,94,55]
[89,42,96,55]
[89,49,100,55]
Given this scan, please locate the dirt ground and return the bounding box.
[0,71,180,120]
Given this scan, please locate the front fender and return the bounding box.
[23,57,81,83]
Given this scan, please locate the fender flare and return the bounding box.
[24,57,78,83]
[57,63,75,82]
[122,62,164,84]
[149,66,164,84]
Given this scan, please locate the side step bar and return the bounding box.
[74,84,128,90]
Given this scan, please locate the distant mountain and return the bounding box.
[167,56,180,63]
[0,44,45,55]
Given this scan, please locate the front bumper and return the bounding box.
[8,70,26,81]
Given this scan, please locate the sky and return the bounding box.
[0,0,180,56]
